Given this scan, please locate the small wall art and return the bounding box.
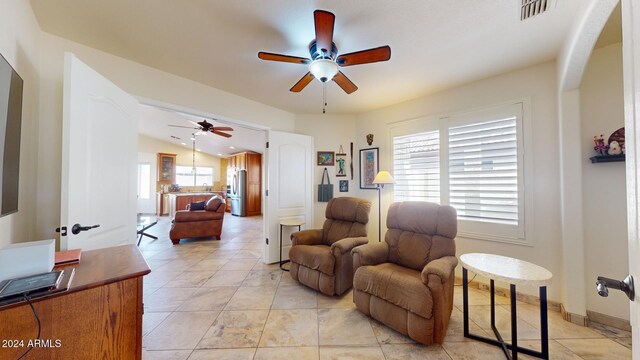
[339,180,349,192]
[335,146,347,177]
[317,151,335,166]
[359,147,379,189]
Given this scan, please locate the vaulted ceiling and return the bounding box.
[30,0,592,115]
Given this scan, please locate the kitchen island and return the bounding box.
[167,191,227,218]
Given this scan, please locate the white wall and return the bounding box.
[138,134,222,188]
[0,1,41,247]
[580,43,629,321]
[354,62,564,300]
[35,32,295,241]
[295,114,358,228]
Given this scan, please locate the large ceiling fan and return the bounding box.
[258,10,391,94]
[169,120,234,138]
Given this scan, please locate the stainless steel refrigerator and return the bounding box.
[230,169,247,216]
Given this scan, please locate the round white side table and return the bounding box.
[279,219,305,271]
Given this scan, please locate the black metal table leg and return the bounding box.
[279,224,301,271]
[511,284,518,360]
[463,268,469,336]
[540,286,549,359]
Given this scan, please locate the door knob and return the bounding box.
[595,275,634,300]
[71,223,100,235]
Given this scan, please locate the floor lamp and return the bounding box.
[373,171,394,242]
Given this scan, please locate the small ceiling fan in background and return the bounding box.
[169,120,234,138]
[258,9,391,95]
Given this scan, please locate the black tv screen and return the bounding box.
[0,54,23,217]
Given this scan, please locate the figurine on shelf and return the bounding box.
[608,140,622,155]
[593,135,609,156]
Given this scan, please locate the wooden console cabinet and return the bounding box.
[0,245,150,360]
[167,192,227,218]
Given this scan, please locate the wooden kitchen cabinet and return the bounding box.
[157,153,177,182]
[227,152,262,216]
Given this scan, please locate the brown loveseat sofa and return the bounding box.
[289,197,371,296]
[352,201,457,345]
[169,195,226,244]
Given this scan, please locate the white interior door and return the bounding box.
[137,152,156,214]
[622,0,640,357]
[60,53,138,251]
[263,130,313,264]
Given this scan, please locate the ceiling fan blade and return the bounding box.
[314,10,335,55]
[213,127,234,132]
[258,52,311,64]
[290,72,315,92]
[169,125,199,129]
[212,130,233,138]
[332,71,358,94]
[336,46,391,67]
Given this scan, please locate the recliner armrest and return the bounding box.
[421,256,458,285]
[330,237,369,255]
[352,241,389,273]
[291,229,323,246]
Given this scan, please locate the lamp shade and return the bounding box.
[309,59,339,82]
[373,171,394,185]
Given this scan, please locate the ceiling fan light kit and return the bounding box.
[258,9,391,112]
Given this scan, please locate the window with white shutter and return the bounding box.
[393,130,440,203]
[390,102,527,243]
[448,117,519,225]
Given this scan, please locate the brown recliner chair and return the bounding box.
[289,197,371,296]
[170,195,226,244]
[352,201,457,345]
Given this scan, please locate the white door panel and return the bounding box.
[622,1,640,356]
[264,130,313,264]
[61,53,138,251]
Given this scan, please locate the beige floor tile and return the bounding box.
[242,242,266,250]
[272,284,318,309]
[589,322,632,338]
[442,339,506,359]
[381,343,451,360]
[224,286,276,310]
[254,347,319,360]
[613,337,632,349]
[319,346,385,360]
[188,348,255,360]
[259,309,319,347]
[197,310,269,349]
[158,258,201,271]
[232,249,262,259]
[143,312,171,336]
[163,271,214,288]
[453,286,491,307]
[144,311,220,350]
[219,258,259,270]
[467,305,542,340]
[142,349,192,360]
[445,306,490,342]
[278,272,298,286]
[251,261,281,271]
[317,289,355,309]
[177,287,238,311]
[506,304,603,339]
[202,270,249,287]
[188,259,227,272]
[144,287,199,312]
[242,270,282,288]
[370,319,415,344]
[557,338,632,359]
[318,308,378,346]
[145,270,184,288]
[519,339,582,359]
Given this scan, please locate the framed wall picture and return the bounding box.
[359,147,379,189]
[317,151,335,166]
[339,180,349,192]
[335,153,347,177]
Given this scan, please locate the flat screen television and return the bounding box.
[0,53,23,217]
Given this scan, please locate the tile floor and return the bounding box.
[139,215,632,359]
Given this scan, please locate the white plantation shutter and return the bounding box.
[393,130,440,203]
[448,117,519,225]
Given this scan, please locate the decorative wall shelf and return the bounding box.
[589,154,625,163]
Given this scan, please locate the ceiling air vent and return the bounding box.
[521,0,551,20]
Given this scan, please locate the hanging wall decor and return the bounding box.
[317,151,335,166]
[359,147,379,189]
[366,133,374,146]
[350,142,354,180]
[335,145,347,177]
[339,180,349,192]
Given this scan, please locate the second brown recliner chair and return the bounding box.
[289,197,371,296]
